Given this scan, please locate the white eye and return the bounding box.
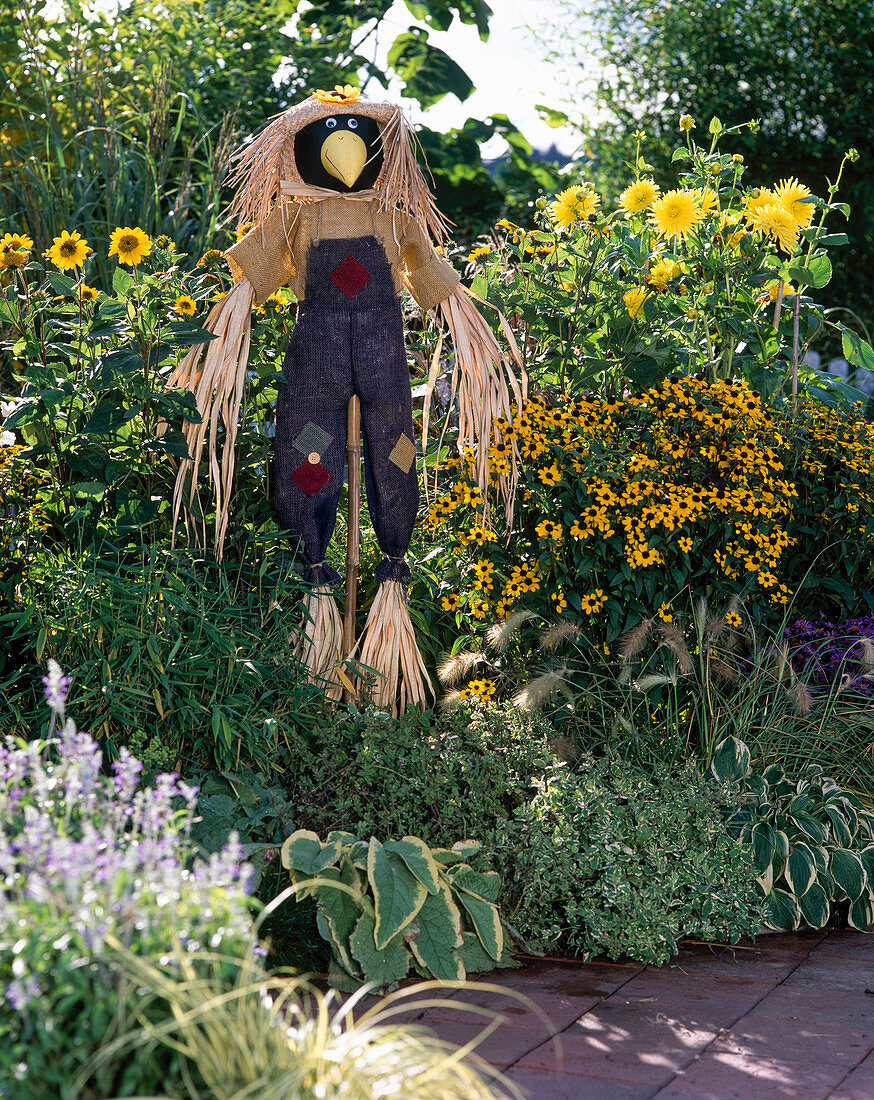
[326,117,337,129]
[347,117,358,129]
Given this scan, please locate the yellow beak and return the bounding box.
[320,130,368,188]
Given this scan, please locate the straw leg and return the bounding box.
[343,395,362,700]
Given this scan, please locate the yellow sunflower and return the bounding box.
[77,283,99,302]
[1,231,34,253]
[108,226,152,266]
[774,177,815,229]
[619,178,660,216]
[46,230,91,271]
[467,244,492,262]
[649,190,701,240]
[0,244,29,269]
[173,294,196,317]
[549,184,601,230]
[235,222,254,242]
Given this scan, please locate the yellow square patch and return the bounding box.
[388,433,417,474]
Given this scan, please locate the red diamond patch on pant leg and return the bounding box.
[291,460,332,496]
[330,255,371,299]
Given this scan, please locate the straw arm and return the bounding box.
[168,276,256,561]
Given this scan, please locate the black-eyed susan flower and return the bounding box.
[173,294,196,317]
[551,590,568,613]
[440,593,461,612]
[537,462,562,487]
[46,230,91,271]
[657,601,673,622]
[581,589,607,614]
[109,226,152,266]
[678,535,693,553]
[535,519,563,542]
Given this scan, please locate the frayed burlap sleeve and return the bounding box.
[401,219,460,310]
[225,203,298,306]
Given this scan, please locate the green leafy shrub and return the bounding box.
[282,702,557,851]
[713,735,874,932]
[509,755,763,965]
[281,830,513,989]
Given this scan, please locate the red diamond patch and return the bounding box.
[330,255,371,299]
[291,460,332,496]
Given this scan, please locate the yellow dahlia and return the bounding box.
[754,203,800,253]
[694,186,719,217]
[619,178,660,216]
[109,226,152,266]
[743,188,778,231]
[649,190,700,240]
[647,256,684,289]
[549,184,600,230]
[774,177,815,228]
[624,286,650,318]
[46,230,91,271]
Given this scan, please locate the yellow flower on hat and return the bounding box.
[313,84,361,104]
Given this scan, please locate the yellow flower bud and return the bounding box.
[679,115,696,132]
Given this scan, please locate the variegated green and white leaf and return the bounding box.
[764,887,802,931]
[409,880,464,981]
[711,736,751,783]
[788,811,827,846]
[454,888,503,961]
[848,894,874,931]
[798,882,830,929]
[823,805,852,847]
[784,841,816,897]
[830,848,867,901]
[449,865,501,903]
[367,838,427,950]
[751,822,776,875]
[771,830,789,880]
[349,905,410,987]
[281,829,324,873]
[384,837,441,895]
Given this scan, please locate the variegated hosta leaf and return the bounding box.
[788,811,827,846]
[822,805,852,847]
[772,830,790,881]
[848,894,874,931]
[765,887,802,932]
[367,837,427,950]
[859,845,874,884]
[830,848,867,901]
[751,822,776,874]
[711,736,751,784]
[784,841,816,898]
[797,882,830,929]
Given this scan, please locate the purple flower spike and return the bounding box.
[42,659,72,714]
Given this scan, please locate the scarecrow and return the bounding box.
[170,85,523,714]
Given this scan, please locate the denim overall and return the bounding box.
[274,235,418,586]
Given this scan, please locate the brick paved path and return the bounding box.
[404,930,874,1099]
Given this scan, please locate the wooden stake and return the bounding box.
[343,395,361,698]
[791,290,801,408]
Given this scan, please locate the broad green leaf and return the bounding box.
[409,881,464,981]
[368,838,427,950]
[112,266,135,298]
[859,845,874,884]
[772,830,790,879]
[47,271,76,297]
[349,907,410,987]
[711,736,751,783]
[311,838,344,874]
[384,837,441,895]
[848,895,874,931]
[784,842,816,897]
[798,882,830,929]
[764,888,801,932]
[756,861,774,894]
[449,865,501,903]
[386,29,474,108]
[313,862,363,974]
[788,811,826,846]
[280,830,323,874]
[454,887,503,961]
[823,806,852,848]
[536,104,569,128]
[451,839,482,859]
[459,931,502,976]
[830,849,867,901]
[840,325,874,374]
[751,822,776,874]
[431,847,464,866]
[806,253,832,289]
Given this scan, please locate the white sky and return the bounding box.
[367,0,583,157]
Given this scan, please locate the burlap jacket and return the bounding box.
[225,196,460,310]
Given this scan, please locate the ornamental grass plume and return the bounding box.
[438,648,483,685]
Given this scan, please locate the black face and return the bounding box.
[294,114,383,191]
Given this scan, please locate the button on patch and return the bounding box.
[330,255,371,299]
[388,433,417,474]
[291,460,332,497]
